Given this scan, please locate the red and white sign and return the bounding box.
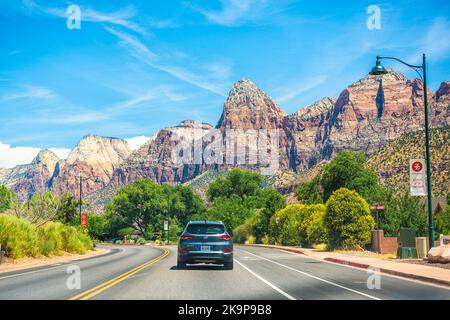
[81,213,87,227]
[409,159,426,196]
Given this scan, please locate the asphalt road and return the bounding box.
[0,245,449,300]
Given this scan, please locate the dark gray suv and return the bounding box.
[177,221,233,270]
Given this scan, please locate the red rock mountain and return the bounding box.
[1,71,448,202]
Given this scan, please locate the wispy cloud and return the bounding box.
[21,0,149,35]
[198,0,263,26]
[104,26,228,96]
[276,75,328,104]
[1,85,56,102]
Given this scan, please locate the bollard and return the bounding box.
[417,237,427,259]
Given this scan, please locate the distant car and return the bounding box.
[177,221,233,270]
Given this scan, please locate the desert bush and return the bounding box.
[324,188,375,250]
[136,237,147,245]
[298,204,328,246]
[0,214,40,259]
[38,222,64,256]
[269,204,303,246]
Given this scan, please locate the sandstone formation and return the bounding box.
[50,135,131,198]
[1,70,448,204]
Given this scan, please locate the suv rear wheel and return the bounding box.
[224,261,233,270]
[177,260,186,270]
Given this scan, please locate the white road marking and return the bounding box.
[0,265,68,281]
[239,249,381,300]
[234,259,297,300]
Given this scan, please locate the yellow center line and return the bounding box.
[69,248,170,300]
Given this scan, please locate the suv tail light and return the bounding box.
[180,234,195,240]
[218,234,232,240]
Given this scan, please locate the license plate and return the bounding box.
[200,245,211,252]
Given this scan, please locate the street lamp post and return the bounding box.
[369,53,434,248]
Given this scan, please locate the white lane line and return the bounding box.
[239,249,381,301]
[0,248,125,281]
[234,259,296,300]
[0,265,68,281]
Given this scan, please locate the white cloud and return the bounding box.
[22,1,149,35]
[198,0,267,27]
[276,75,328,104]
[0,142,70,169]
[48,148,71,159]
[125,136,150,151]
[1,85,56,102]
[104,26,228,96]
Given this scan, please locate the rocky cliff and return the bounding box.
[0,149,60,201]
[50,135,131,198]
[1,70,448,205]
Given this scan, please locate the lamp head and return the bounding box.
[370,57,388,75]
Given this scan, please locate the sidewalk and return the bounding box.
[244,244,450,288]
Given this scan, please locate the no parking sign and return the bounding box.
[409,159,426,196]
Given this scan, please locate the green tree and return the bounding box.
[107,179,204,237]
[372,191,428,237]
[298,204,328,246]
[207,168,263,202]
[324,188,375,250]
[56,193,80,225]
[250,188,286,242]
[206,195,255,232]
[269,204,303,246]
[321,151,380,202]
[87,214,108,240]
[295,176,323,204]
[0,185,16,213]
[23,192,60,227]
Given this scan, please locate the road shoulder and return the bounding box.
[0,247,111,274]
[242,244,450,288]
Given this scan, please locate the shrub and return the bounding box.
[0,214,40,259]
[136,237,147,245]
[38,222,64,256]
[233,222,253,244]
[298,204,328,246]
[324,188,375,250]
[269,204,303,246]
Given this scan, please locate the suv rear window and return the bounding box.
[186,224,225,235]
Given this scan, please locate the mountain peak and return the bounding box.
[217,79,286,129]
[31,149,60,170]
[293,97,336,119]
[66,135,131,165]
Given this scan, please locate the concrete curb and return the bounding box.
[242,244,450,288]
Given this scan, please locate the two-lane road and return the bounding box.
[0,245,449,300]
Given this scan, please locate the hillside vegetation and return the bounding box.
[368,127,449,196]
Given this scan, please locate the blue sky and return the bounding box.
[0,0,449,167]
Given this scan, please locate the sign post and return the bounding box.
[409,159,426,196]
[81,213,87,227]
[164,220,169,245]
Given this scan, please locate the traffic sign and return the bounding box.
[81,213,87,227]
[409,159,426,196]
[164,220,169,231]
